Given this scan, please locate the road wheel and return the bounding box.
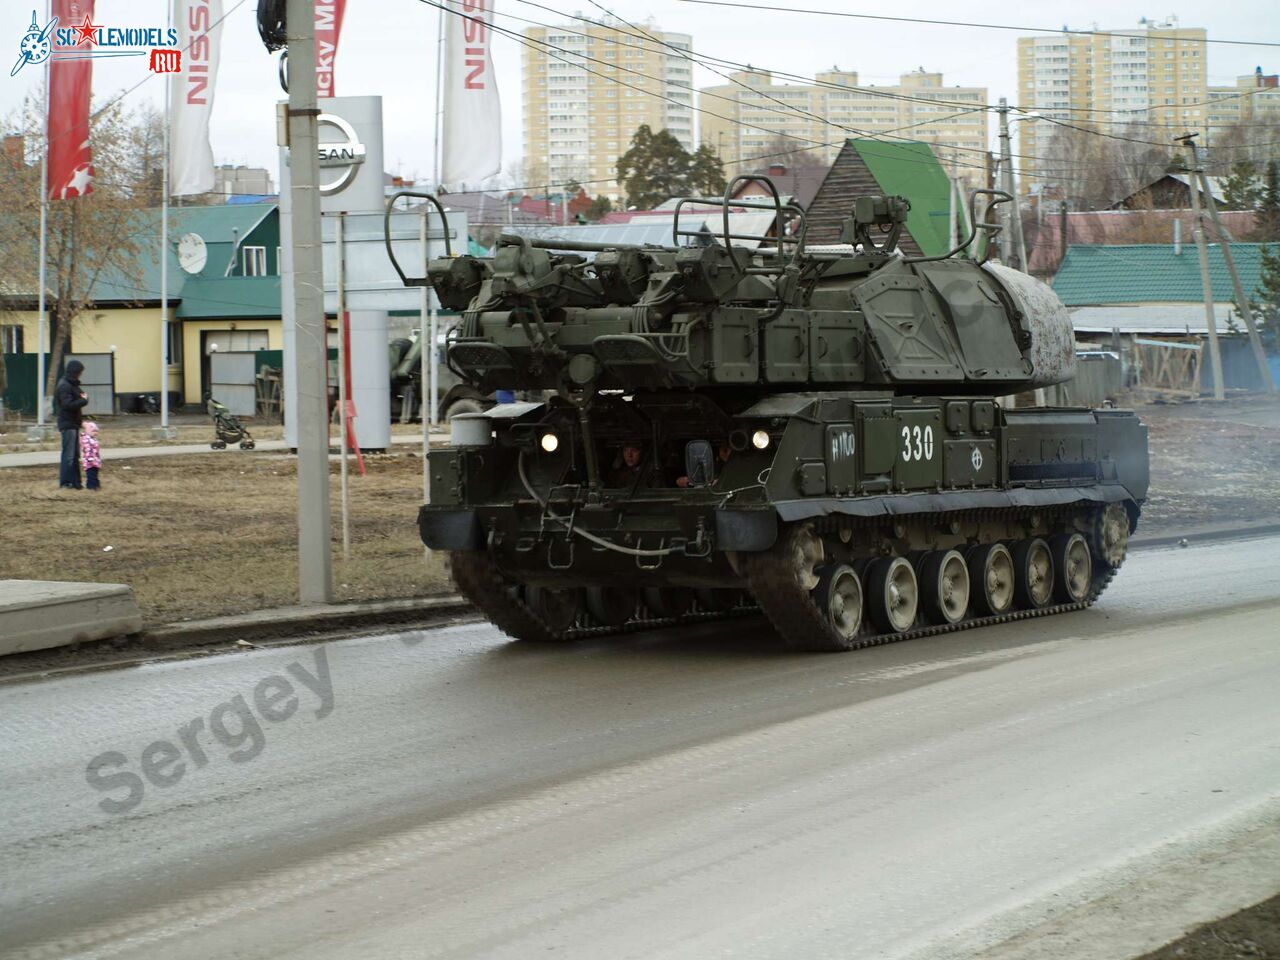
[523,586,583,634]
[211,440,227,450]
[1012,538,1054,609]
[867,556,918,634]
[643,587,695,619]
[810,564,864,648]
[919,549,970,625]
[1050,533,1092,602]
[585,586,637,627]
[1090,503,1130,570]
[968,543,1014,617]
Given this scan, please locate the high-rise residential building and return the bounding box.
[1207,67,1280,128]
[522,19,694,199]
[698,68,990,191]
[1016,18,1209,192]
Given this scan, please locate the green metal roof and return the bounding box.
[849,140,954,258]
[1052,243,1267,305]
[176,276,282,319]
[86,204,279,314]
[28,203,278,307]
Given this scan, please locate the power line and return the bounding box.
[515,0,1280,127]
[422,0,1272,203]
[491,0,1279,173]
[671,1,1280,49]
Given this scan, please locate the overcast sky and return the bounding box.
[1,0,1274,191]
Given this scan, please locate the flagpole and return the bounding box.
[433,2,443,191]
[35,0,51,437]
[158,0,172,437]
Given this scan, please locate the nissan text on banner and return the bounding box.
[170,0,224,197]
[316,0,347,98]
[48,0,94,199]
[442,0,501,187]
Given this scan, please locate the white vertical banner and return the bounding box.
[442,0,502,187]
[169,0,224,196]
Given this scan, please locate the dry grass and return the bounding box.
[0,415,433,454]
[0,451,451,625]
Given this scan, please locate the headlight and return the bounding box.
[539,432,559,453]
[751,429,771,450]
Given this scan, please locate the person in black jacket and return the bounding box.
[55,360,88,489]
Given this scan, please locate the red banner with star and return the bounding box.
[47,0,95,199]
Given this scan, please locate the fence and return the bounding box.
[65,353,115,415]
[1,353,113,418]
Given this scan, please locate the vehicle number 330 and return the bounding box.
[900,424,935,462]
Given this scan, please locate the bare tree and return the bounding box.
[0,91,157,395]
[1038,119,1175,211]
[1206,118,1280,175]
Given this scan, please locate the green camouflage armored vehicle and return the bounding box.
[384,182,1148,651]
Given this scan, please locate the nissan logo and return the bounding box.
[316,114,366,196]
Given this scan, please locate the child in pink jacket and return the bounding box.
[80,420,102,490]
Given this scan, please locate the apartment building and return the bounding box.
[522,18,694,199]
[1016,18,1209,191]
[1207,67,1280,127]
[698,68,990,190]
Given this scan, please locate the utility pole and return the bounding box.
[1186,141,1276,394]
[1177,135,1225,401]
[286,0,334,602]
[997,100,1014,266]
[948,151,958,251]
[997,99,1029,271]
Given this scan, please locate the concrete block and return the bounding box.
[0,580,143,655]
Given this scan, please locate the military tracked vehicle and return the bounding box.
[384,181,1148,651]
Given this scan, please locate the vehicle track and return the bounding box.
[451,504,1127,652]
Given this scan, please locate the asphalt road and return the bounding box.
[2,535,1279,960]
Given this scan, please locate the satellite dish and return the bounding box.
[177,232,208,274]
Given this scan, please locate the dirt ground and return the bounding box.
[2,394,1278,626]
[1137,395,1280,534]
[0,450,450,625]
[1137,892,1280,959]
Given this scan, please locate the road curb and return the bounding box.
[143,595,477,646]
[1131,521,1280,551]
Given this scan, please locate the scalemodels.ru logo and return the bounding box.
[10,9,182,77]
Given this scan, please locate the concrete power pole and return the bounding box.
[286,0,334,603]
[997,100,1030,271]
[1177,136,1226,401]
[1188,146,1276,394]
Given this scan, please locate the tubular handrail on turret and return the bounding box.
[672,176,807,276]
[384,190,454,287]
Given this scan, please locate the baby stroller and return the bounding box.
[206,396,256,450]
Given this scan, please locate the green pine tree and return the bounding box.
[1246,244,1280,353]
[584,195,613,222]
[688,144,727,197]
[616,126,727,210]
[1220,160,1261,212]
[1255,160,1280,243]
